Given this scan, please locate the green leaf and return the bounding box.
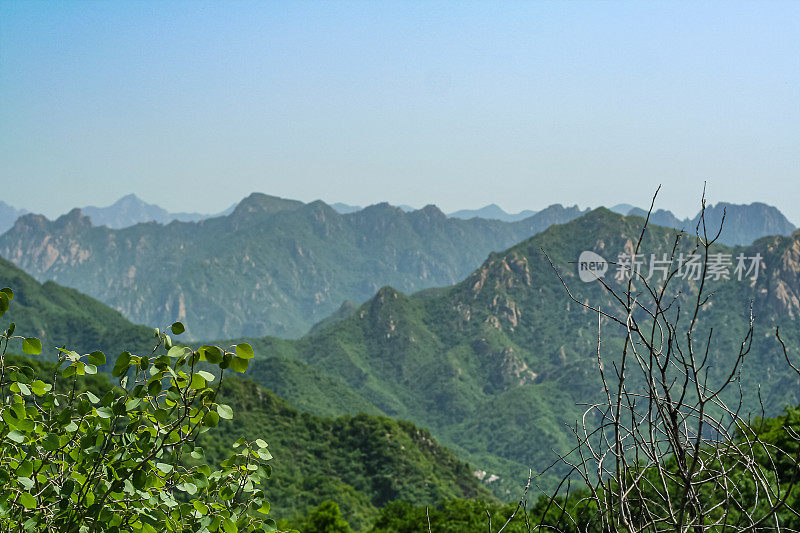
[257,448,273,461]
[255,438,268,449]
[132,469,147,490]
[167,346,185,359]
[112,351,132,378]
[42,433,60,451]
[189,373,207,390]
[170,321,185,335]
[196,370,215,383]
[6,430,24,443]
[125,398,142,411]
[229,356,249,373]
[200,345,223,364]
[202,411,219,427]
[257,501,271,515]
[6,322,14,336]
[84,363,98,375]
[18,492,36,509]
[147,379,162,396]
[16,461,33,478]
[0,294,7,318]
[156,462,173,474]
[216,404,233,420]
[30,380,50,396]
[192,500,208,515]
[221,517,237,533]
[22,337,42,356]
[235,343,254,359]
[0,287,14,300]
[88,350,106,365]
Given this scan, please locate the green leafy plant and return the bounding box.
[0,286,282,532]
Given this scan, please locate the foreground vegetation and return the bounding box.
[0,287,278,532]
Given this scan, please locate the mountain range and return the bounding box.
[0,193,588,339]
[448,204,539,222]
[236,208,800,497]
[330,202,417,214]
[3,205,800,507]
[449,201,797,246]
[80,193,235,228]
[618,201,796,246]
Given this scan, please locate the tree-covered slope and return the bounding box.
[0,259,494,529]
[242,208,800,497]
[206,377,493,529]
[6,350,492,530]
[0,255,153,357]
[0,193,587,339]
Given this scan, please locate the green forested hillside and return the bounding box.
[0,193,587,339]
[4,353,492,530]
[0,256,153,357]
[0,266,493,529]
[240,208,800,497]
[206,377,493,529]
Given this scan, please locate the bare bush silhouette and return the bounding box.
[483,188,800,533]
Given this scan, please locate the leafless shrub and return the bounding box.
[521,188,800,532]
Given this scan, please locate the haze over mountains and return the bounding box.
[3,193,796,243]
[614,202,796,246]
[80,193,236,228]
[0,192,795,342]
[0,194,588,339]
[448,204,538,222]
[0,201,28,235]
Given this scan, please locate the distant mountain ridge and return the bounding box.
[612,201,795,246]
[0,193,588,339]
[448,204,538,222]
[330,202,417,214]
[0,201,29,235]
[81,193,235,229]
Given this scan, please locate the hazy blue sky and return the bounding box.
[1,1,798,220]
